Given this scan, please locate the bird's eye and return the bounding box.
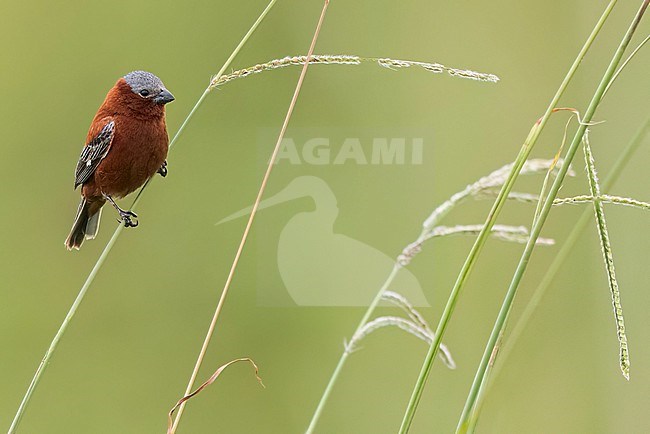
[139,89,150,97]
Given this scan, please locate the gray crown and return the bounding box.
[123,70,164,95]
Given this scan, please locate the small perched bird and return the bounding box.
[65,71,175,250]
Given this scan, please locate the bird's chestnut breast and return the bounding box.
[94,116,169,198]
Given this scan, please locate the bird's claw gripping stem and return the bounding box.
[119,210,139,227]
[103,193,139,228]
[157,160,168,177]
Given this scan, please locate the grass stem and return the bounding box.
[7,226,123,434]
[465,116,650,432]
[458,2,649,432]
[305,264,400,433]
[397,2,619,432]
[170,1,330,432]
[7,2,277,433]
[306,160,560,432]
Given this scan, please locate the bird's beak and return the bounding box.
[154,89,175,105]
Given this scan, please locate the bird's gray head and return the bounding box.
[123,70,175,105]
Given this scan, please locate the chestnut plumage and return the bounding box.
[65,71,174,250]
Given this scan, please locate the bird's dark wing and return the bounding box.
[74,120,115,189]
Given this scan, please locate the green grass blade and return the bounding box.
[397,2,620,433]
[458,2,649,432]
[465,116,650,433]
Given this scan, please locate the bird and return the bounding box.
[217,176,430,307]
[65,71,175,250]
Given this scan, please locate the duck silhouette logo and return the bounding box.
[218,176,430,307]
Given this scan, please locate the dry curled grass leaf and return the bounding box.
[167,358,264,434]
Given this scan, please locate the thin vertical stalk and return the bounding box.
[306,264,401,434]
[7,226,124,434]
[602,33,650,98]
[7,2,277,433]
[458,2,649,432]
[306,158,562,432]
[465,116,650,433]
[169,1,331,433]
[398,2,619,433]
[306,160,563,433]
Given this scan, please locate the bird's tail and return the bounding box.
[65,198,102,250]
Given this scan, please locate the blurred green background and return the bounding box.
[2,1,649,433]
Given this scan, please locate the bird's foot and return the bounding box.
[102,192,139,227]
[157,160,168,177]
[119,210,139,227]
